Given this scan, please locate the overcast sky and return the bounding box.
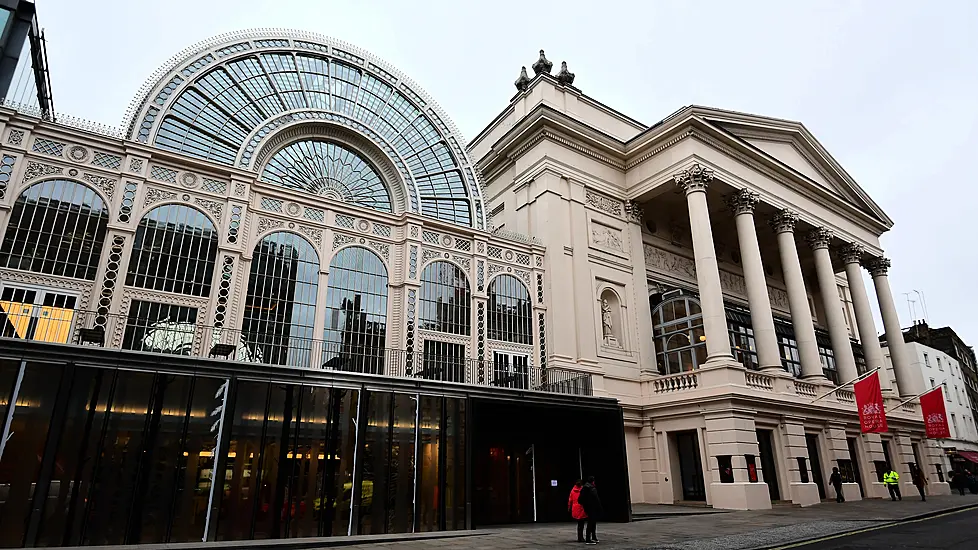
[36,0,978,347]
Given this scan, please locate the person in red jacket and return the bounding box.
[567,479,588,543]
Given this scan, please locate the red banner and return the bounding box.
[854,371,888,433]
[920,387,951,439]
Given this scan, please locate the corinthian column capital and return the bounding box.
[865,256,892,277]
[806,227,834,250]
[727,189,759,216]
[769,209,799,234]
[624,200,644,223]
[673,163,714,194]
[839,243,864,265]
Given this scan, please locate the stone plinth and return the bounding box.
[709,482,773,510]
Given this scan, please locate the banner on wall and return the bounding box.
[854,371,888,433]
[920,387,951,439]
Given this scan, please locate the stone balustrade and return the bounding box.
[745,371,775,391]
[794,380,819,398]
[652,371,699,394]
[836,388,856,404]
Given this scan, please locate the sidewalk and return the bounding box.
[320,494,978,550]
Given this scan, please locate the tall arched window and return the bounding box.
[126,204,219,296]
[322,246,389,373]
[652,294,706,375]
[419,261,471,335]
[242,232,320,366]
[487,274,532,344]
[0,179,108,279]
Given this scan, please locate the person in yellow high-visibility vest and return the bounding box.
[883,467,902,501]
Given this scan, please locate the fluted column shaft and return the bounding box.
[808,229,859,384]
[674,165,732,362]
[867,257,921,397]
[771,211,825,381]
[728,190,781,372]
[840,244,891,390]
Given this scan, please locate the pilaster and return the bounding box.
[780,417,820,506]
[703,410,772,510]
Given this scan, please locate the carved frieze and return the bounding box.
[591,223,623,252]
[298,225,323,247]
[143,187,178,208]
[368,240,390,261]
[83,173,117,198]
[194,197,224,218]
[257,216,285,235]
[585,190,622,216]
[23,161,63,182]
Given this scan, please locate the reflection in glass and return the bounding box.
[652,295,706,375]
[122,300,199,355]
[322,247,388,374]
[217,381,269,541]
[387,393,417,533]
[0,179,109,280]
[419,261,471,336]
[126,204,219,296]
[417,395,441,532]
[444,398,466,530]
[357,391,391,535]
[261,141,392,213]
[243,232,320,366]
[487,274,532,344]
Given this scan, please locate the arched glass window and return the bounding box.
[261,140,392,213]
[126,204,218,296]
[0,179,108,280]
[487,274,532,344]
[322,246,389,373]
[419,261,471,335]
[242,232,320,366]
[652,294,706,375]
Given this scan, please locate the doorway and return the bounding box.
[675,431,706,501]
[805,434,826,500]
[756,429,781,501]
[847,437,865,497]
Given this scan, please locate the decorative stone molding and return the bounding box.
[727,189,759,215]
[368,240,390,261]
[839,243,864,265]
[770,209,799,234]
[234,182,246,197]
[129,158,144,173]
[256,216,285,235]
[83,173,117,198]
[22,161,63,182]
[180,172,199,188]
[477,260,485,292]
[624,201,644,223]
[488,263,505,278]
[673,163,714,193]
[333,232,356,250]
[408,245,418,279]
[422,248,441,264]
[585,189,622,216]
[513,268,531,287]
[297,225,323,247]
[143,187,178,208]
[864,256,891,277]
[591,223,623,252]
[7,129,24,146]
[806,227,834,250]
[194,197,223,218]
[67,145,90,163]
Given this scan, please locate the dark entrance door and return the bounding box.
[756,429,781,501]
[806,434,826,499]
[676,431,706,501]
[847,437,864,497]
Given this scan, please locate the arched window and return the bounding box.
[652,294,706,375]
[419,261,471,335]
[0,179,108,280]
[261,140,392,213]
[487,274,532,344]
[242,232,320,366]
[126,204,218,296]
[322,246,389,373]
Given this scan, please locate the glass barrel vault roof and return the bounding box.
[125,30,485,229]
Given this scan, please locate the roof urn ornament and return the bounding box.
[556,61,575,86]
[514,66,531,92]
[532,49,553,75]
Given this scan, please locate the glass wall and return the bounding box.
[0,358,469,547]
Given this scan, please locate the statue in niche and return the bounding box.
[601,298,620,347]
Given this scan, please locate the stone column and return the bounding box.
[807,228,859,384]
[866,257,922,397]
[625,201,657,374]
[839,244,891,389]
[673,164,732,362]
[770,210,824,381]
[727,190,782,373]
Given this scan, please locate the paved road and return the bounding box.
[780,505,978,549]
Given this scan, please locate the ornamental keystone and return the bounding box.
[673,164,714,194]
[727,189,759,216]
[806,227,834,250]
[769,209,799,234]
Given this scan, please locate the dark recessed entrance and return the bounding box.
[674,431,706,501]
[756,429,781,501]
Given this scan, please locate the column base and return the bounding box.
[842,482,862,501]
[709,482,772,510]
[789,482,821,506]
[927,482,951,496]
[864,481,889,499]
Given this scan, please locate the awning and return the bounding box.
[957,451,978,463]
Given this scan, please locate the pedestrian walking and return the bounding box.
[578,476,603,545]
[952,470,967,496]
[567,480,587,543]
[829,467,845,503]
[910,464,927,501]
[883,467,902,501]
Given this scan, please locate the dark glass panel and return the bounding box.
[322,247,388,374]
[417,395,441,532]
[444,398,465,530]
[251,384,297,540]
[285,385,332,538]
[487,274,532,344]
[387,393,416,534]
[329,389,360,537]
[0,362,64,547]
[216,381,269,541]
[126,204,218,297]
[419,261,471,336]
[357,391,391,535]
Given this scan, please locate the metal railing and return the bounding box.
[0,308,592,397]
